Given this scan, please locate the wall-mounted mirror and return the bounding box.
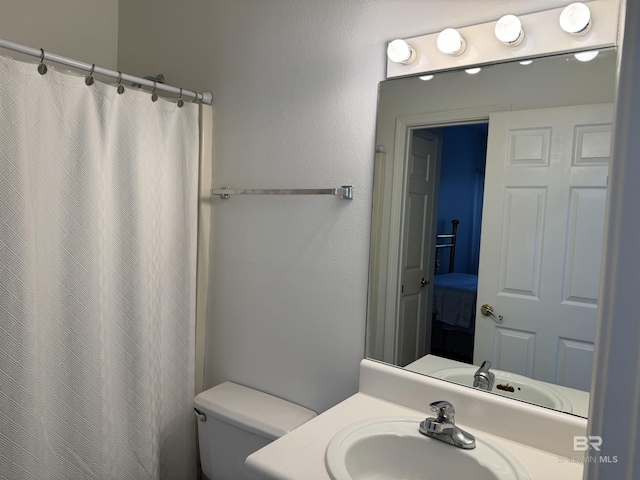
[367,48,617,418]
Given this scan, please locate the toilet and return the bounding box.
[194,381,317,480]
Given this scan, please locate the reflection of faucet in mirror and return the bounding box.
[366,47,618,418]
[419,400,476,449]
[473,361,495,391]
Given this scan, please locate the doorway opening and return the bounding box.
[424,123,488,364]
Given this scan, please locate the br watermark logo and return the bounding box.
[574,436,603,452]
[558,436,618,464]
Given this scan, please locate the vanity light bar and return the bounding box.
[386,0,618,78]
[211,186,354,200]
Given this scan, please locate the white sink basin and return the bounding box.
[433,367,572,412]
[325,417,530,480]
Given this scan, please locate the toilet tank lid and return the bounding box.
[194,382,317,439]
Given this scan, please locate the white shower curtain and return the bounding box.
[0,54,199,479]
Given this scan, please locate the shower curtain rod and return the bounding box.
[0,37,213,105]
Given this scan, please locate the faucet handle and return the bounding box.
[477,360,492,372]
[429,400,455,423]
[474,361,496,390]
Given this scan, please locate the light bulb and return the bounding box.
[519,60,533,65]
[437,28,466,56]
[465,67,481,75]
[574,50,599,62]
[387,39,416,64]
[495,15,524,46]
[419,75,434,81]
[560,2,592,36]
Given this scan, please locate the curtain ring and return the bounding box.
[151,81,159,102]
[37,48,48,75]
[191,92,200,104]
[177,88,184,108]
[85,64,95,86]
[116,71,125,94]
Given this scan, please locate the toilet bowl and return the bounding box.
[194,381,317,480]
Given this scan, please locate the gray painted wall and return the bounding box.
[0,0,118,69]
[117,0,573,413]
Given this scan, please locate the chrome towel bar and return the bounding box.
[211,186,354,200]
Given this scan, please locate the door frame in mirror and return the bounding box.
[369,104,511,365]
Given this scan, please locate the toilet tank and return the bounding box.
[194,382,317,480]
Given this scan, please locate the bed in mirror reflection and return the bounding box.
[431,219,478,364]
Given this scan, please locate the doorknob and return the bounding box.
[481,304,503,321]
[420,278,429,287]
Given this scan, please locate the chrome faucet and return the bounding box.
[473,360,495,391]
[419,401,476,449]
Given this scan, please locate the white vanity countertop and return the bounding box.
[244,392,584,480]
